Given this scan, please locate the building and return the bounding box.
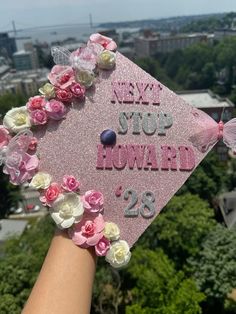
[13,50,34,71]
[24,42,39,69]
[0,68,48,96]
[134,33,211,57]
[13,42,39,71]
[214,29,236,40]
[177,89,234,160]
[0,57,10,78]
[0,33,17,58]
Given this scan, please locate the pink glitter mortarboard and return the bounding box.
[33,50,213,248]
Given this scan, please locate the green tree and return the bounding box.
[0,92,28,217]
[125,248,205,314]
[215,38,236,93]
[0,93,27,118]
[188,225,236,314]
[0,216,55,311]
[181,151,228,202]
[135,58,181,90]
[139,193,216,267]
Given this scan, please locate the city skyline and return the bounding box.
[0,0,236,31]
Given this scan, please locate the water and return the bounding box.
[13,24,139,50]
[14,24,102,50]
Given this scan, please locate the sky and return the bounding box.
[0,0,236,31]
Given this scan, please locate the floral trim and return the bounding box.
[0,33,131,268]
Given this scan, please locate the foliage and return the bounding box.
[180,12,236,33]
[0,93,27,119]
[0,216,55,311]
[180,151,228,202]
[188,225,236,300]
[135,58,181,91]
[125,248,205,314]
[0,92,28,217]
[0,294,21,314]
[139,193,216,267]
[144,37,236,97]
[92,259,125,314]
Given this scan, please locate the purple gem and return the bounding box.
[100,129,116,145]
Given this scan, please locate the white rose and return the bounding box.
[97,50,116,70]
[75,69,95,88]
[29,172,52,190]
[3,106,31,133]
[104,222,120,241]
[105,240,131,269]
[50,193,84,228]
[39,83,55,99]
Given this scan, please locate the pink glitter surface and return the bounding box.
[34,53,210,247]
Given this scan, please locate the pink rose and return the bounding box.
[3,151,39,185]
[62,175,80,192]
[40,183,60,207]
[30,109,48,125]
[26,96,46,111]
[70,83,86,100]
[48,65,75,89]
[95,236,110,256]
[70,44,102,71]
[56,88,73,102]
[82,190,104,214]
[89,33,117,51]
[0,126,11,149]
[45,100,66,120]
[69,214,104,247]
[28,137,38,151]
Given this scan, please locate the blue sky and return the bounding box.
[1,0,236,30]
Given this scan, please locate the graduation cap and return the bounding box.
[1,33,236,268]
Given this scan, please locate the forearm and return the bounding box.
[23,230,96,314]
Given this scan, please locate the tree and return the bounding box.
[0,93,27,118]
[125,248,205,314]
[187,225,236,314]
[135,58,181,90]
[0,93,28,217]
[139,193,216,267]
[0,215,55,311]
[180,151,228,202]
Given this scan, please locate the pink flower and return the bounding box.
[48,65,75,89]
[26,96,46,111]
[28,137,38,151]
[70,83,86,100]
[30,110,48,125]
[89,33,117,51]
[95,236,110,256]
[82,190,104,214]
[62,175,80,192]
[45,100,66,120]
[71,44,102,71]
[40,183,61,207]
[3,151,39,185]
[0,126,11,149]
[69,214,104,247]
[56,88,73,102]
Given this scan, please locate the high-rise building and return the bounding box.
[13,50,33,71]
[13,42,39,71]
[0,33,17,58]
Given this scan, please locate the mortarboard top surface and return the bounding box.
[34,52,209,247]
